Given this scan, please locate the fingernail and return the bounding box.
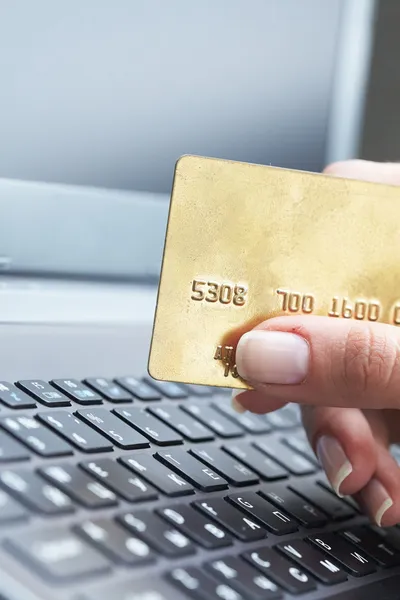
[236,330,309,384]
[361,478,393,527]
[231,390,246,413]
[316,435,353,497]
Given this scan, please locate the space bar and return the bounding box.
[327,574,400,600]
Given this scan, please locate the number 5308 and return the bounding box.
[191,279,248,306]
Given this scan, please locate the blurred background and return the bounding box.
[0,0,398,280]
[1,0,396,197]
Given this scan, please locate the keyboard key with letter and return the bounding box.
[205,555,283,599]
[81,458,158,503]
[0,415,72,457]
[227,492,298,535]
[181,404,243,438]
[115,377,161,400]
[16,380,70,407]
[148,405,214,442]
[190,446,259,486]
[155,449,228,492]
[0,382,36,409]
[51,379,103,405]
[259,484,327,527]
[158,504,232,549]
[84,378,133,402]
[118,510,195,557]
[75,518,154,565]
[40,464,118,508]
[37,411,113,452]
[168,566,246,600]
[77,408,150,449]
[276,539,347,585]
[0,469,74,515]
[193,497,266,542]
[243,546,318,594]
[223,442,287,481]
[114,407,183,445]
[120,453,194,497]
[308,532,376,576]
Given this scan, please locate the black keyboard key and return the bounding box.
[370,526,400,552]
[265,405,300,429]
[206,555,283,599]
[115,377,161,400]
[118,510,195,557]
[76,518,154,565]
[5,527,110,581]
[182,404,243,438]
[16,380,70,407]
[190,446,258,486]
[259,484,328,527]
[51,379,102,405]
[143,377,188,399]
[243,546,318,594]
[281,430,319,465]
[255,440,316,475]
[0,381,36,409]
[289,480,355,521]
[120,453,194,496]
[308,533,376,576]
[114,407,182,445]
[148,405,214,442]
[212,401,271,434]
[276,539,347,585]
[168,566,245,600]
[0,489,27,523]
[223,442,288,481]
[81,459,158,503]
[155,449,228,492]
[0,415,72,457]
[40,464,117,508]
[0,469,74,514]
[84,378,133,402]
[340,526,400,567]
[0,430,30,462]
[37,411,113,453]
[227,492,298,535]
[158,504,232,549]
[193,497,266,542]
[76,408,149,449]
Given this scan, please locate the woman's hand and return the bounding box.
[232,159,400,528]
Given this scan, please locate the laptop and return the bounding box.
[3,1,399,599]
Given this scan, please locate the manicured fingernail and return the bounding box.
[236,330,309,384]
[231,390,246,413]
[316,435,353,497]
[361,478,393,527]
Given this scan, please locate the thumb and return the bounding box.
[235,315,400,409]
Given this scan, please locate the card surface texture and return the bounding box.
[148,155,400,389]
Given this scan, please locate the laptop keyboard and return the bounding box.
[0,377,400,600]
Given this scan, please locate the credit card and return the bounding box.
[148,155,400,389]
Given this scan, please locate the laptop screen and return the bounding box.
[0,0,375,281]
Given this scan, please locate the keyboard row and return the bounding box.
[0,377,221,408]
[5,497,400,592]
[0,402,304,462]
[0,449,360,528]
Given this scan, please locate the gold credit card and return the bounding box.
[148,155,400,389]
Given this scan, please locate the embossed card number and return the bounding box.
[191,279,247,306]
